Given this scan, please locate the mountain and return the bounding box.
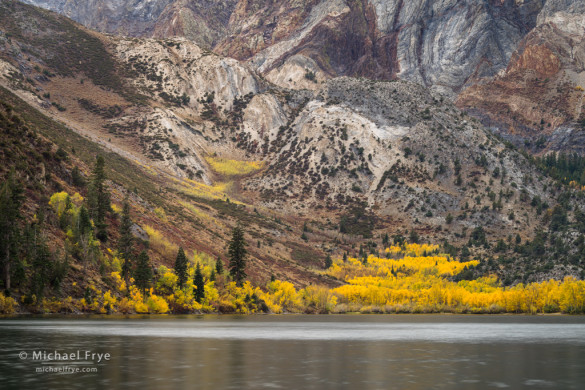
[18,0,543,94]
[18,0,585,153]
[17,0,238,47]
[457,1,585,154]
[1,0,584,295]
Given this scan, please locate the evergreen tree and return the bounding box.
[0,170,24,291]
[228,225,247,286]
[134,250,152,299]
[193,262,205,303]
[174,247,188,289]
[324,254,333,269]
[77,206,92,239]
[382,233,389,246]
[71,166,85,188]
[88,156,110,242]
[118,196,134,287]
[215,257,224,275]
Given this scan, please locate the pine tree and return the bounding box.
[0,170,24,291]
[193,262,205,303]
[174,247,188,289]
[228,225,247,286]
[118,196,134,287]
[215,257,224,275]
[88,156,110,242]
[134,250,152,299]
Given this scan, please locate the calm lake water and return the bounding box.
[0,315,584,389]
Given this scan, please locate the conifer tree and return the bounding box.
[324,254,333,269]
[88,156,110,242]
[174,247,188,289]
[215,257,224,275]
[0,170,24,291]
[382,233,389,246]
[228,225,247,286]
[193,262,205,303]
[77,206,92,239]
[118,196,134,287]
[134,250,152,299]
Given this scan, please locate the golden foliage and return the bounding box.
[327,243,585,314]
[143,225,178,259]
[0,292,17,314]
[205,157,264,177]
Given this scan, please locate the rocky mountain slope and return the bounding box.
[18,0,544,94]
[18,0,585,153]
[1,0,584,286]
[457,1,585,154]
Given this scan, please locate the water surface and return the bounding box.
[1,315,584,389]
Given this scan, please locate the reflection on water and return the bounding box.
[0,315,584,390]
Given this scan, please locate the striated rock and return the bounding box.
[149,0,238,47]
[20,0,551,95]
[20,0,238,47]
[457,4,585,153]
[264,54,327,90]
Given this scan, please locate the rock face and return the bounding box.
[223,0,546,96]
[19,0,550,95]
[20,0,238,47]
[457,1,585,153]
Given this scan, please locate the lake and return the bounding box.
[1,315,584,389]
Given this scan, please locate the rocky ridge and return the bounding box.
[17,0,546,94]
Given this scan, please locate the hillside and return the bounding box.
[19,0,585,154]
[0,1,584,314]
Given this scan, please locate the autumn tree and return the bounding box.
[118,196,134,287]
[228,225,247,286]
[0,170,24,291]
[174,247,188,289]
[193,263,205,303]
[134,250,152,299]
[87,156,110,242]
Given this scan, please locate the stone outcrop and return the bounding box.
[457,2,585,153]
[19,0,552,95]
